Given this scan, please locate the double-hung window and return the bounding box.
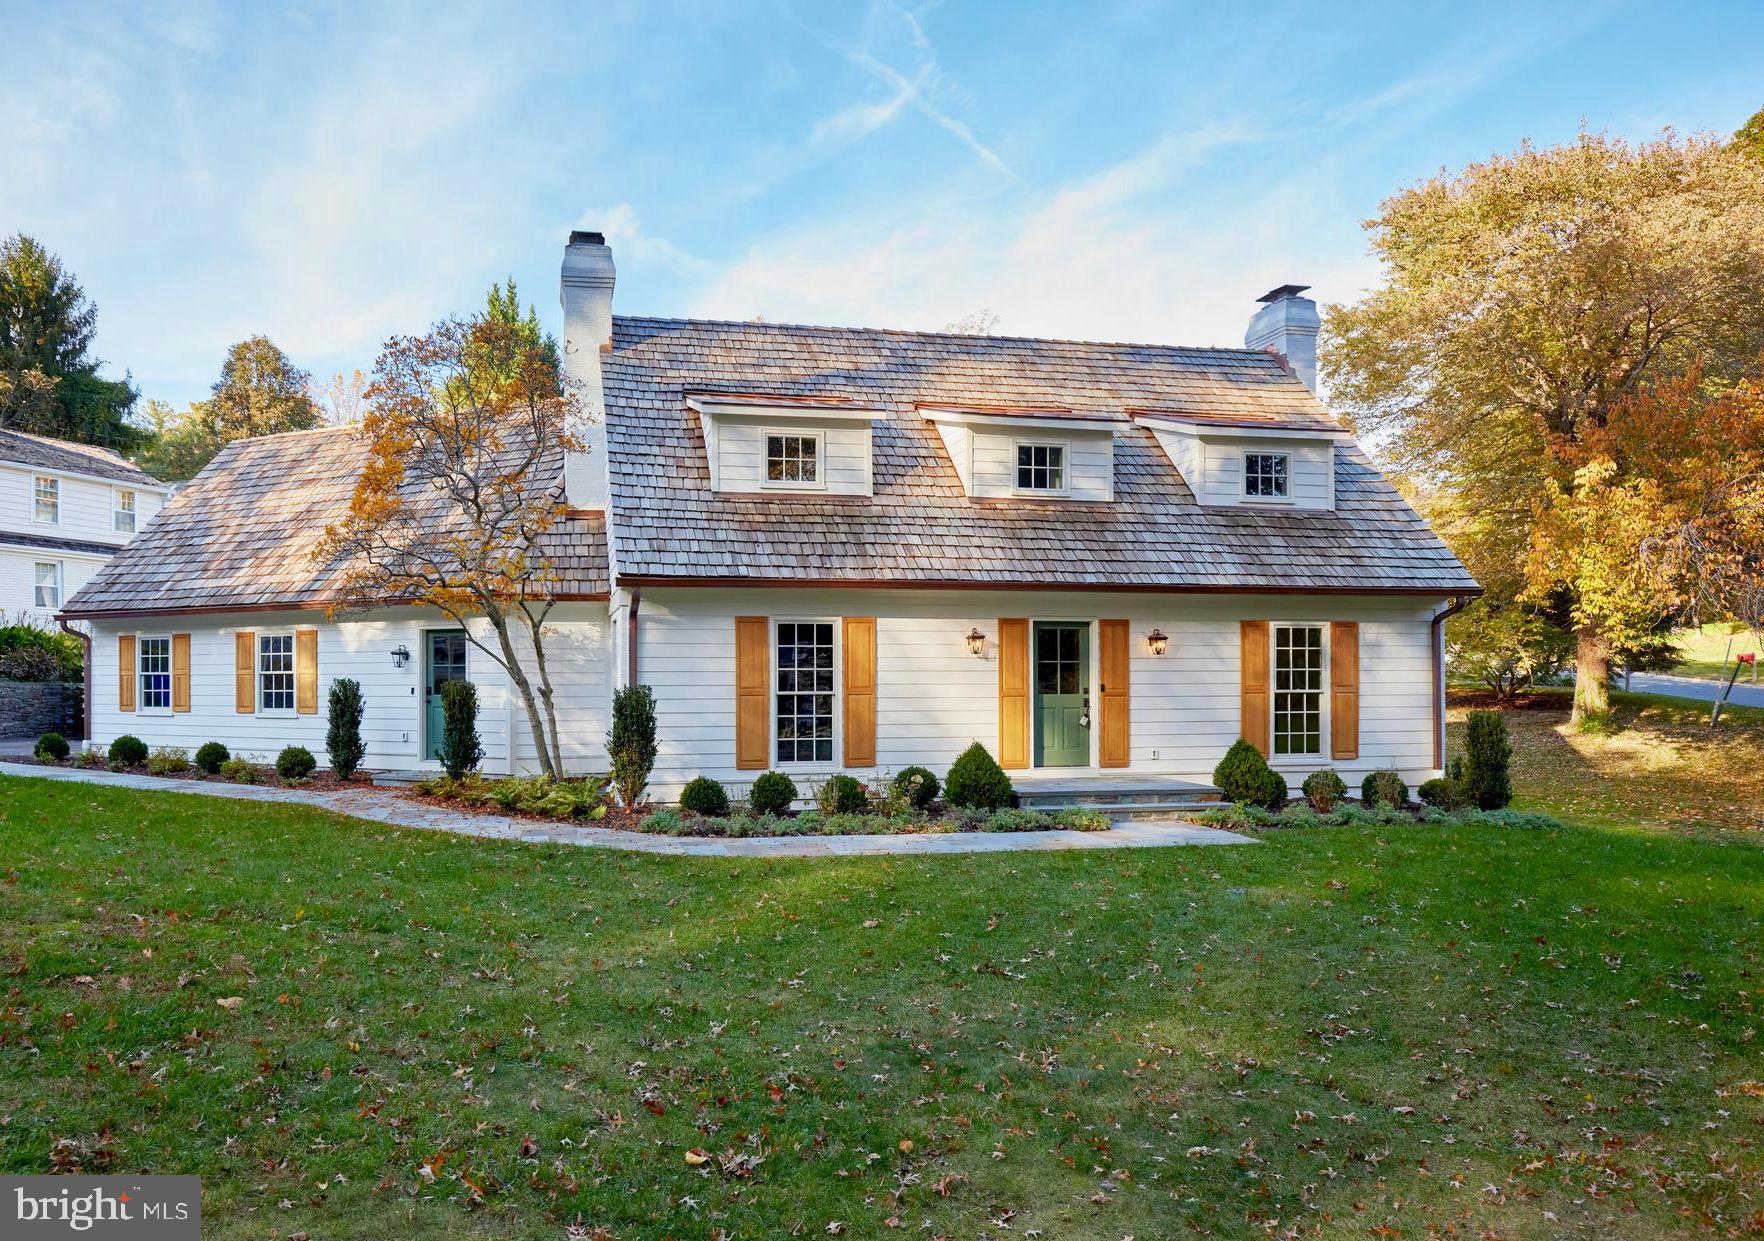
[258,633,295,712]
[33,475,59,523]
[1244,451,1289,499]
[1015,442,1066,492]
[138,636,172,711]
[114,489,137,534]
[775,621,835,763]
[764,433,821,487]
[33,561,61,609]
[1272,624,1324,756]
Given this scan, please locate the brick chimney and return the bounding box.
[560,230,616,509]
[1244,284,1319,393]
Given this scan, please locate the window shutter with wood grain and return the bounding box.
[1240,620,1270,755]
[735,616,770,770]
[235,631,255,713]
[296,630,319,714]
[1330,621,1360,760]
[118,634,136,713]
[171,634,191,713]
[997,618,1029,769]
[843,616,876,767]
[1098,619,1130,768]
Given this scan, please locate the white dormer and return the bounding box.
[920,405,1118,502]
[1133,410,1348,511]
[688,394,885,497]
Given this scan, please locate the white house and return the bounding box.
[1,429,167,627]
[61,232,1477,799]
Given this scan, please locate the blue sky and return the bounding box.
[4,0,1759,411]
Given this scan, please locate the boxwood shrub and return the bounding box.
[34,731,68,762]
[889,765,941,809]
[1360,768,1409,809]
[679,775,731,816]
[748,770,799,816]
[194,741,230,774]
[944,742,1014,810]
[1212,739,1287,809]
[109,734,148,767]
[276,745,317,782]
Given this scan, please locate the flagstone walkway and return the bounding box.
[2,761,1255,857]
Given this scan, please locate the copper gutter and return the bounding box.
[1430,594,1475,769]
[55,615,92,743]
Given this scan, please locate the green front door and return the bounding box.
[425,630,469,760]
[1033,622,1090,767]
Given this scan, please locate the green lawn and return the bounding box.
[1670,622,1762,682]
[3,770,1762,1239]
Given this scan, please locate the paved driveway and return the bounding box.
[1626,672,1764,709]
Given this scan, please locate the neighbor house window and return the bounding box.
[258,633,295,712]
[33,561,61,609]
[114,489,137,534]
[33,475,59,523]
[1016,442,1065,492]
[138,636,172,711]
[775,621,834,763]
[1272,624,1323,756]
[1244,452,1289,499]
[764,433,820,486]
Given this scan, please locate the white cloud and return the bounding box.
[578,204,715,279]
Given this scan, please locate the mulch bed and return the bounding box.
[399,786,642,829]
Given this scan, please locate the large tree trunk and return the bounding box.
[1571,625,1611,724]
[522,609,567,776]
[486,609,558,778]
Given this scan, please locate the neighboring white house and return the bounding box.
[1,429,168,628]
[62,232,1478,797]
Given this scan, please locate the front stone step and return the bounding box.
[1014,776,1223,813]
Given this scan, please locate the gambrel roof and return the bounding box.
[603,316,1476,593]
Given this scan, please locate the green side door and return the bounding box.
[425,630,469,760]
[1033,622,1090,767]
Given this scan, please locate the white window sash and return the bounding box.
[1012,439,1070,495]
[137,634,174,713]
[33,476,60,523]
[761,432,826,490]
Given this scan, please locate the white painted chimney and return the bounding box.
[560,229,616,509]
[1244,284,1320,393]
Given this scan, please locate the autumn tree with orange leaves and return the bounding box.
[316,312,582,777]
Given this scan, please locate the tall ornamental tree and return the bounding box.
[315,312,586,777]
[0,234,140,448]
[137,335,321,481]
[1323,130,1764,720]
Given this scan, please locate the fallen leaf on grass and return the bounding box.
[215,997,243,1011]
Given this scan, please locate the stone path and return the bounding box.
[1,762,1256,857]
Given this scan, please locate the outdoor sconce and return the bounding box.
[391,644,412,670]
[966,627,986,656]
[1146,628,1169,656]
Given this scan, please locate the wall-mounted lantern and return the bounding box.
[966,627,986,656]
[1146,628,1169,656]
[391,644,412,670]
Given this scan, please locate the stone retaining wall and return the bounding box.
[0,680,84,740]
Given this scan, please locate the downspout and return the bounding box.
[1430,595,1474,771]
[56,615,92,744]
[626,588,641,687]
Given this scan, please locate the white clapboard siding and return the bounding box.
[0,462,166,546]
[635,587,1444,800]
[1145,427,1335,510]
[87,603,609,775]
[713,421,873,496]
[968,430,1114,501]
[0,548,109,625]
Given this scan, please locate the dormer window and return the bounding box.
[1015,442,1067,493]
[765,433,822,488]
[1244,451,1289,499]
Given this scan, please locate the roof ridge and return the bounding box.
[0,425,133,463]
[611,313,1283,361]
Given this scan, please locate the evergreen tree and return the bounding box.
[470,278,560,396]
[0,234,140,448]
[204,335,319,441]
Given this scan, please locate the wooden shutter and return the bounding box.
[997,618,1029,770]
[1240,620,1270,755]
[296,630,319,714]
[1098,619,1130,768]
[235,631,255,713]
[843,616,876,767]
[171,634,191,713]
[1331,621,1360,760]
[734,616,770,770]
[117,634,136,713]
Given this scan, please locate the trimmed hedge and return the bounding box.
[1213,739,1287,810]
[944,742,1014,810]
[679,776,731,816]
[109,734,148,767]
[1463,710,1514,809]
[748,770,799,816]
[276,745,317,781]
[194,741,230,774]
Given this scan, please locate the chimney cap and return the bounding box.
[568,230,607,246]
[1256,284,1312,303]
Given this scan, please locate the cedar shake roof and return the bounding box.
[61,427,608,617]
[604,316,1477,593]
[0,428,163,487]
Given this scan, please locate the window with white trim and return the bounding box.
[1244,451,1289,499]
[1015,442,1066,492]
[258,633,295,712]
[33,561,61,609]
[139,636,172,711]
[764,433,821,487]
[1272,624,1323,756]
[33,475,59,523]
[775,621,835,763]
[114,489,137,533]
